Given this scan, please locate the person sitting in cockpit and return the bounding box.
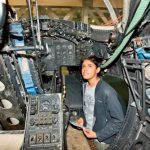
[67,55,124,150]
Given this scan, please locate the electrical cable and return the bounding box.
[120,0,130,33]
[101,0,150,69]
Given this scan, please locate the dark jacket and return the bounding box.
[83,79,124,144]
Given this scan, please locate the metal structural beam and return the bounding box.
[82,0,93,24]
[93,0,123,8]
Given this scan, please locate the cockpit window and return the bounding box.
[8,0,123,26]
[89,0,123,25]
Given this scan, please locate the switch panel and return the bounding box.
[23,94,63,150]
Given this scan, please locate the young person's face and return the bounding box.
[81,59,100,80]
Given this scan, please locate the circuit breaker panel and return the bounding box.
[23,94,63,150]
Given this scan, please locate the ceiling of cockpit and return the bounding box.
[7,0,123,25]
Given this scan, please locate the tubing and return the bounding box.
[103,0,118,24]
[120,0,130,33]
[35,0,42,49]
[26,0,37,50]
[101,0,150,68]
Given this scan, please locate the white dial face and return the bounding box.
[0,81,5,92]
[41,100,50,111]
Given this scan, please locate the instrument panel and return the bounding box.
[23,94,63,150]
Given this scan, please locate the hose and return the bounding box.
[103,0,118,24]
[101,0,150,68]
[120,0,130,33]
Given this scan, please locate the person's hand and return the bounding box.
[83,128,97,138]
[76,117,84,126]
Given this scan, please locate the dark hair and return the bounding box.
[80,55,103,68]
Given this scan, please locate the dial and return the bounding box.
[40,100,50,112]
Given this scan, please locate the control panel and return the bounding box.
[23,94,63,150]
[42,38,76,71]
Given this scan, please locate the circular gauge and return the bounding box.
[68,44,73,50]
[62,44,67,49]
[145,65,150,80]
[56,45,61,50]
[0,81,5,92]
[146,88,150,100]
[41,100,50,111]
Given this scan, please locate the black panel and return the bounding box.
[23,94,63,150]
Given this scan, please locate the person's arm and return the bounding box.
[96,91,124,142]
